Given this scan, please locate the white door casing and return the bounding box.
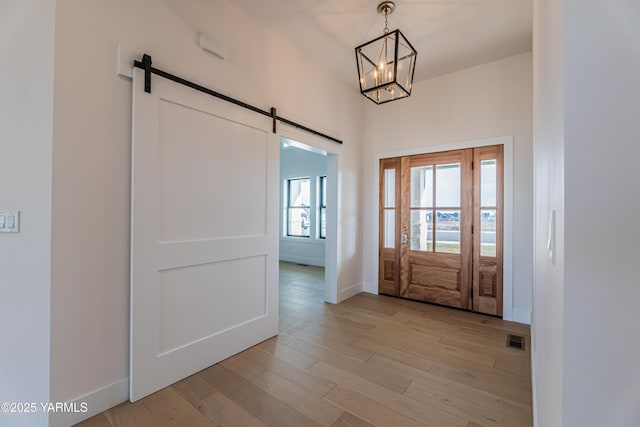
[130,67,279,401]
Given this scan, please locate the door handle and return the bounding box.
[401,233,408,244]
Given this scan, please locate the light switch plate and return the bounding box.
[0,210,20,233]
[547,209,556,265]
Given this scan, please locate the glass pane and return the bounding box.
[435,163,461,207]
[480,209,497,256]
[435,210,460,254]
[411,166,433,207]
[320,176,327,207]
[384,210,395,248]
[288,178,310,207]
[320,207,326,238]
[481,160,497,207]
[410,210,433,251]
[288,207,310,237]
[384,169,395,208]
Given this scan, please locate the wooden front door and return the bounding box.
[379,146,503,316]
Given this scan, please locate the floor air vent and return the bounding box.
[507,334,525,350]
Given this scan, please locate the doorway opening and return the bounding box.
[278,136,338,331]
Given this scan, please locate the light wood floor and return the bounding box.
[77,262,532,427]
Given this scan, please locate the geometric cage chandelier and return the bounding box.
[355,1,417,104]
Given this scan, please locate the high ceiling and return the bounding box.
[228,0,532,86]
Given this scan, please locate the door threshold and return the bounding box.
[378,292,502,319]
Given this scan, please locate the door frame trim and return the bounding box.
[368,136,515,321]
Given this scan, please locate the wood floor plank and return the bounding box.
[390,310,464,336]
[352,337,435,372]
[74,413,112,427]
[341,294,401,316]
[308,361,468,427]
[296,315,374,345]
[329,304,443,342]
[289,322,361,346]
[324,386,429,427]
[450,315,531,336]
[429,363,533,406]
[322,309,377,331]
[453,329,515,349]
[392,309,525,352]
[374,352,529,423]
[331,412,376,427]
[366,355,532,424]
[252,371,344,426]
[286,328,374,362]
[197,391,267,427]
[277,334,411,393]
[364,327,443,350]
[493,357,532,379]
[220,352,267,381]
[171,374,217,406]
[257,336,319,369]
[404,380,529,427]
[350,326,497,370]
[240,346,336,397]
[439,336,529,365]
[104,401,162,427]
[198,364,321,427]
[365,354,433,383]
[140,387,213,427]
[346,293,452,322]
[277,333,368,366]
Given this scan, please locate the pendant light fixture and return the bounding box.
[355,1,417,104]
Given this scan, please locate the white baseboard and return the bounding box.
[338,282,362,303]
[279,255,324,267]
[361,280,378,294]
[512,308,531,325]
[49,377,128,427]
[530,320,539,427]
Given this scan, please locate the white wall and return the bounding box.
[362,52,533,323]
[561,1,640,425]
[49,0,363,424]
[279,147,327,267]
[0,2,54,426]
[531,0,565,424]
[533,1,640,426]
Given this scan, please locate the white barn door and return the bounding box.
[130,67,279,401]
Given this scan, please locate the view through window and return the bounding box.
[319,176,327,239]
[287,177,311,237]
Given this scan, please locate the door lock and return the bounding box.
[401,233,408,244]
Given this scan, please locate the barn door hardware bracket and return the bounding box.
[271,107,277,134]
[142,54,152,93]
[132,54,342,144]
